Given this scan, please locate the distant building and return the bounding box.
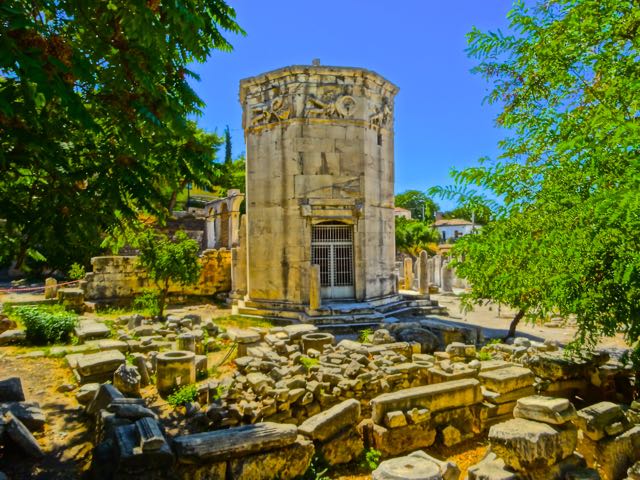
[432,214,478,242]
[394,207,412,219]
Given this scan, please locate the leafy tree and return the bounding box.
[136,228,201,318]
[224,153,246,193]
[435,0,640,357]
[224,125,232,165]
[395,190,439,222]
[442,205,491,225]
[0,0,243,272]
[395,217,440,257]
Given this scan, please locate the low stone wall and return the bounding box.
[84,249,231,300]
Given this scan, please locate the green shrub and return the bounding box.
[477,349,493,361]
[68,262,86,280]
[210,384,225,400]
[167,384,198,407]
[360,448,382,471]
[13,306,78,345]
[133,289,161,317]
[359,327,373,343]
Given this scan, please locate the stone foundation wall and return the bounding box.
[84,249,231,300]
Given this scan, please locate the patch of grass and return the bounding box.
[103,319,118,337]
[299,356,319,372]
[94,306,135,318]
[213,314,274,330]
[167,384,198,407]
[205,337,231,353]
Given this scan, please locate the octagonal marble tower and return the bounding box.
[238,65,399,319]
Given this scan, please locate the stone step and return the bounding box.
[235,306,302,320]
[75,321,111,342]
[382,306,447,317]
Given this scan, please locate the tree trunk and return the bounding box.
[14,241,29,271]
[158,281,169,319]
[167,178,189,212]
[506,308,526,339]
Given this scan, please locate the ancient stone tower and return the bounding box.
[237,65,399,320]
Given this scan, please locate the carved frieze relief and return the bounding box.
[250,96,291,126]
[248,89,393,127]
[369,98,393,129]
[304,94,357,119]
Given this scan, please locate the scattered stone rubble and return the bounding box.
[0,377,45,459]
[467,394,640,480]
[2,311,638,479]
[575,401,640,480]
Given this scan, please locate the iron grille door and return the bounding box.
[311,224,354,299]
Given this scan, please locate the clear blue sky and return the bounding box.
[190,1,513,210]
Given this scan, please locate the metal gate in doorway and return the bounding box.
[311,223,354,300]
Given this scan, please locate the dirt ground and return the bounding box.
[432,293,630,352]
[0,354,93,479]
[0,294,631,479]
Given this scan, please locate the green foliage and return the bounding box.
[443,205,491,226]
[360,448,382,471]
[205,338,227,353]
[167,384,198,408]
[215,154,246,196]
[395,217,440,257]
[224,125,233,166]
[13,305,77,345]
[359,327,373,343]
[477,349,493,361]
[210,384,225,400]
[129,226,201,318]
[133,289,162,317]
[395,190,439,222]
[433,0,640,359]
[213,314,274,330]
[301,455,330,480]
[299,356,319,372]
[68,262,86,280]
[0,0,243,272]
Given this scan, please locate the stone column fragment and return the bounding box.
[403,257,414,291]
[310,264,321,310]
[418,250,429,296]
[44,277,58,299]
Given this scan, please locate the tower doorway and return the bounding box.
[311,222,355,300]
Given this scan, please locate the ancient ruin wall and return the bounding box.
[84,249,231,300]
[240,65,399,307]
